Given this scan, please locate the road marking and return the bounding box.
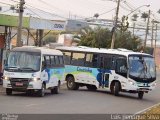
[25,103,46,107]
[25,104,39,107]
[134,102,160,115]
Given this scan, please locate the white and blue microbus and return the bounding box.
[3,46,65,97]
[57,46,156,99]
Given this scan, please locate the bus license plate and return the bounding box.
[16,82,23,86]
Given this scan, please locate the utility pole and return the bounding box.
[110,0,120,49]
[133,22,135,36]
[16,0,25,47]
[144,10,150,50]
[154,24,158,58]
[151,20,154,48]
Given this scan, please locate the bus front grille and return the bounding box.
[10,78,29,89]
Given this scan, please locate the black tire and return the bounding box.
[51,86,59,94]
[51,82,60,94]
[113,82,120,96]
[26,90,34,96]
[138,91,144,99]
[38,83,45,97]
[6,88,12,95]
[66,76,79,90]
[87,85,97,91]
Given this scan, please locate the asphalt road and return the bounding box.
[0,72,159,114]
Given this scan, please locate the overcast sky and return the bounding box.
[0,0,160,21]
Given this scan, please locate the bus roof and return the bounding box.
[56,46,152,57]
[11,46,63,55]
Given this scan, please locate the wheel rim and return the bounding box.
[68,78,74,88]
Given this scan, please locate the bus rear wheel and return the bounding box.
[66,76,79,90]
[138,91,144,99]
[87,85,97,91]
[6,88,12,95]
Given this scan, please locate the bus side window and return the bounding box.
[115,58,127,78]
[59,56,64,65]
[92,54,98,67]
[55,56,59,65]
[45,55,51,67]
[111,56,116,70]
[42,56,46,70]
[104,56,112,70]
[63,52,71,65]
[99,56,103,68]
[85,53,93,67]
[71,52,85,66]
[50,56,55,67]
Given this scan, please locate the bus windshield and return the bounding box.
[129,55,156,79]
[5,51,41,72]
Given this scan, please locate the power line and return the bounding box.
[99,7,116,16]
[123,1,135,10]
[39,0,68,14]
[120,4,132,11]
[25,3,68,19]
[0,1,13,6]
[26,7,42,18]
[86,7,116,19]
[38,0,88,19]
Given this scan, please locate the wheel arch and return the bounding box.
[110,80,122,91]
[65,74,75,81]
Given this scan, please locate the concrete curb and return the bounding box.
[135,103,160,115]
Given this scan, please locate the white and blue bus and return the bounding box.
[57,46,156,99]
[3,46,65,97]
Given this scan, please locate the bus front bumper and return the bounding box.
[3,80,42,90]
[121,81,156,92]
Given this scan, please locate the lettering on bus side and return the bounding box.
[77,67,92,73]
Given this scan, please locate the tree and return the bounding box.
[132,14,139,21]
[141,12,149,21]
[78,27,142,51]
[94,13,99,19]
[119,16,129,33]
[78,27,111,48]
[43,34,57,45]
[114,30,141,51]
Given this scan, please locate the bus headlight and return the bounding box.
[3,76,9,81]
[128,80,135,85]
[31,77,40,82]
[151,82,156,87]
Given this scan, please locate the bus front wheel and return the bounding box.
[38,83,45,97]
[51,82,60,94]
[6,88,12,95]
[113,82,120,96]
[66,76,79,90]
[138,91,144,99]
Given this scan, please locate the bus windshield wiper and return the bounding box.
[5,66,19,69]
[19,67,37,72]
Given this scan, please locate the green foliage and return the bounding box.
[114,30,141,51]
[141,12,149,21]
[78,27,142,51]
[43,34,57,44]
[78,27,111,48]
[119,16,129,32]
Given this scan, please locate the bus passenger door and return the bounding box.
[100,55,112,88]
[102,73,110,88]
